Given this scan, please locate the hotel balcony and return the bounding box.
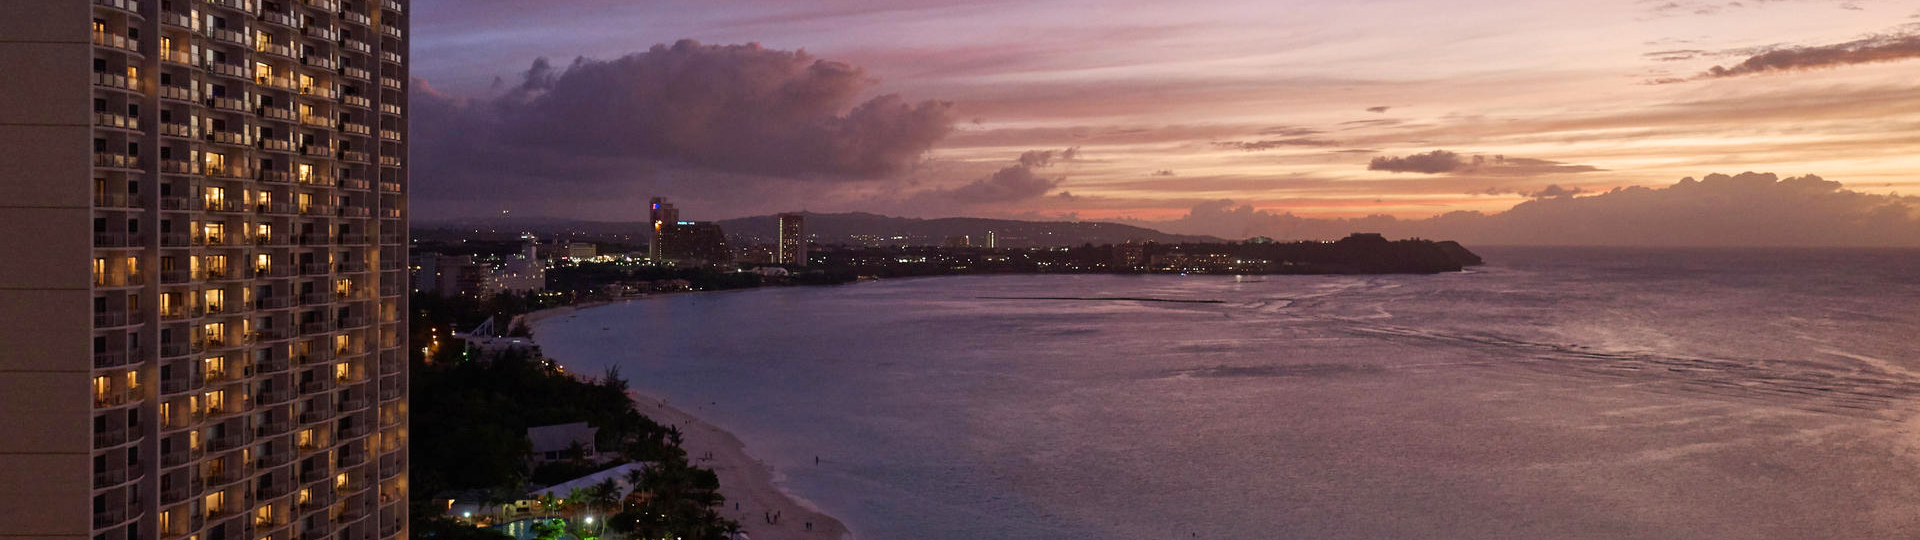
[160,446,205,468]
[91,71,135,92]
[306,0,340,12]
[256,387,295,405]
[379,25,402,40]
[93,466,129,489]
[377,129,401,142]
[377,155,400,167]
[158,340,193,358]
[158,83,197,102]
[158,232,193,248]
[205,129,254,147]
[337,396,369,413]
[255,448,294,469]
[93,309,128,327]
[206,60,252,81]
[338,122,371,136]
[378,77,401,90]
[159,47,194,66]
[262,9,300,29]
[378,51,402,65]
[305,24,339,42]
[93,350,127,369]
[91,506,127,528]
[93,111,139,131]
[259,105,299,123]
[160,121,196,139]
[92,231,129,248]
[160,9,197,31]
[208,27,251,48]
[340,65,370,82]
[92,151,138,169]
[93,0,139,14]
[301,83,339,100]
[93,426,128,447]
[341,10,371,27]
[258,73,300,91]
[159,476,203,505]
[383,0,404,12]
[206,0,257,14]
[303,54,340,70]
[340,178,370,191]
[299,320,334,334]
[91,30,140,54]
[297,405,333,423]
[336,422,371,440]
[341,94,371,109]
[208,431,252,452]
[378,102,402,116]
[341,38,371,55]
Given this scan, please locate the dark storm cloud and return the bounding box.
[1214,138,1340,151]
[1696,32,1920,79]
[1368,150,1603,176]
[411,40,958,217]
[1137,172,1920,246]
[918,148,1079,205]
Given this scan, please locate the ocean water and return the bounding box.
[536,247,1920,540]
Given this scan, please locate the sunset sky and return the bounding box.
[408,0,1920,242]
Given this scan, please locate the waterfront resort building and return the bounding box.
[0,1,411,538]
[777,212,806,266]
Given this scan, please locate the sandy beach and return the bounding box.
[526,301,850,540]
[631,394,849,540]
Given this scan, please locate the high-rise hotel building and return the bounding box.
[0,1,409,539]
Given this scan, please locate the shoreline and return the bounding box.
[526,300,851,540]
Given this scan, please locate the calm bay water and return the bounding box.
[537,247,1920,539]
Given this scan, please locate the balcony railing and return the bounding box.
[93,310,128,327]
[206,0,257,15]
[160,121,196,138]
[378,77,401,90]
[206,60,252,80]
[161,10,198,31]
[91,30,139,54]
[92,71,135,91]
[93,152,138,169]
[209,26,251,47]
[302,54,339,70]
[341,94,370,109]
[305,24,339,41]
[342,10,371,26]
[92,506,128,528]
[159,83,197,102]
[341,39,371,54]
[340,65,370,81]
[94,350,128,368]
[379,25,402,40]
[94,0,139,14]
[93,111,139,130]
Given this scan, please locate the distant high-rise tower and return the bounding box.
[648,197,679,263]
[0,1,411,538]
[777,213,807,266]
[983,230,998,248]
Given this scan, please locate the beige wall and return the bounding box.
[0,0,93,536]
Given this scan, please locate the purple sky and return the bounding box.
[408,0,1920,244]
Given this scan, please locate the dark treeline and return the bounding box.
[410,294,738,539]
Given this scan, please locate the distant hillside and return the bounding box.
[715,212,1220,247]
[416,212,1221,247]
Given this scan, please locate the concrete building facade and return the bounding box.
[0,1,411,539]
